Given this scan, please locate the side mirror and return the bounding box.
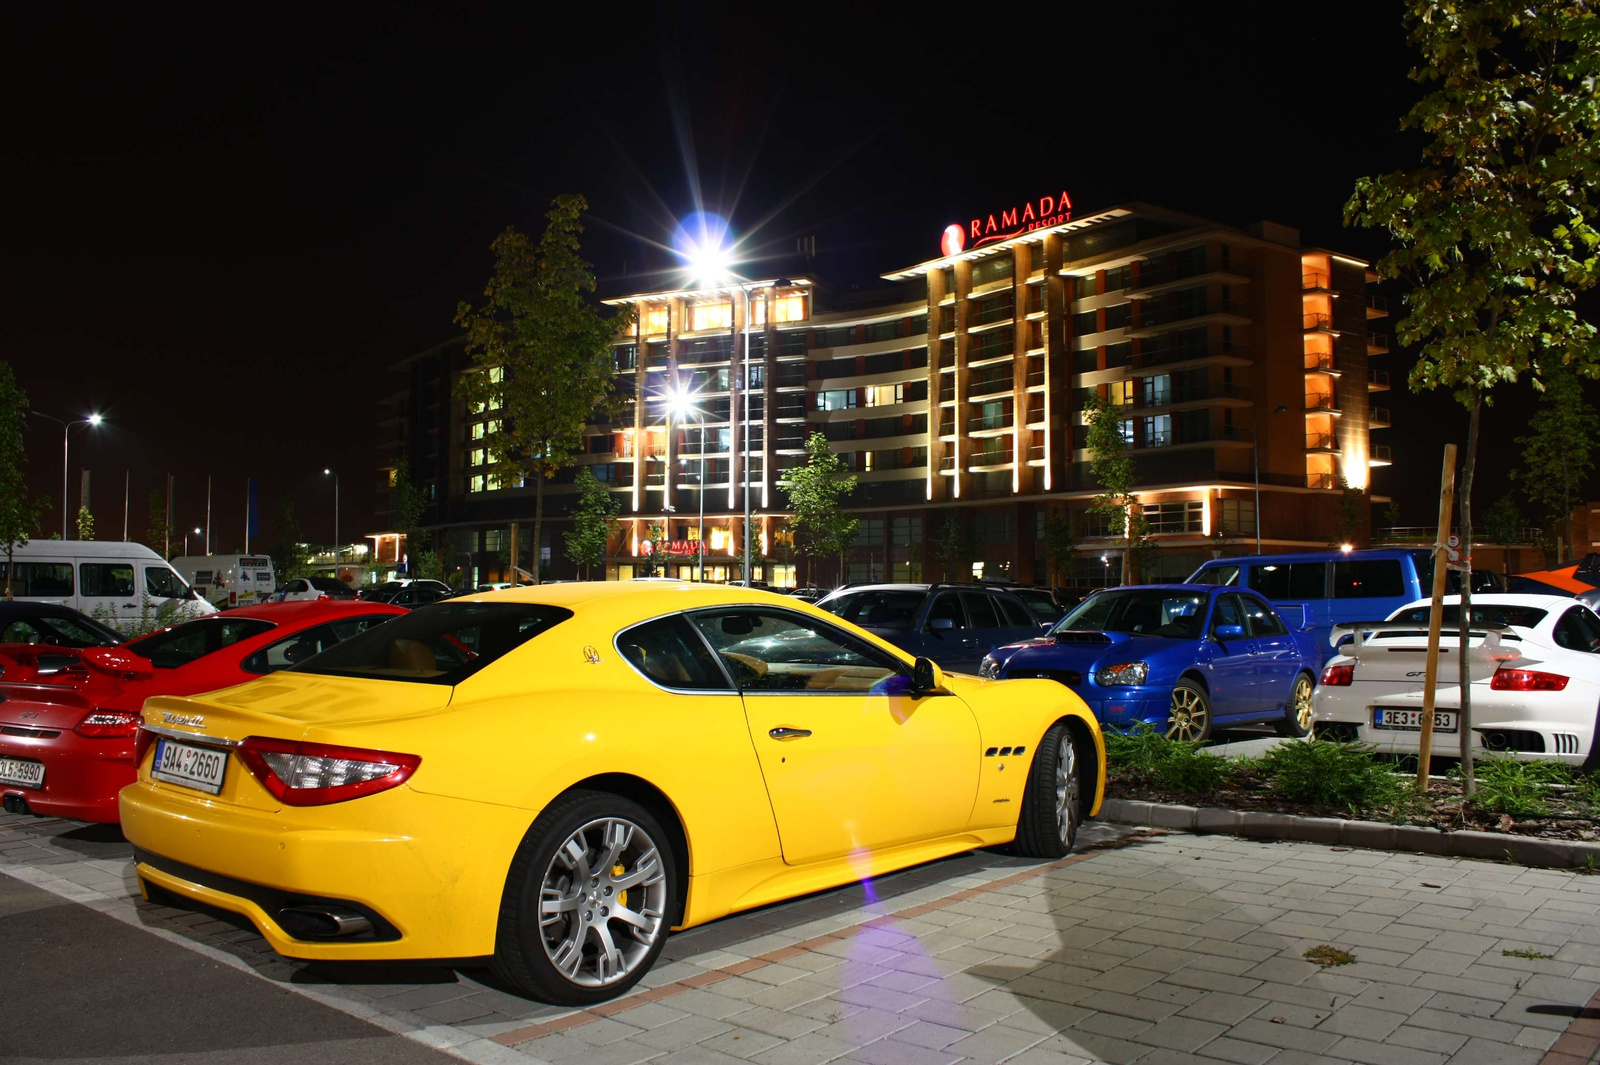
[912,656,943,695]
[1213,624,1246,641]
[927,616,955,632]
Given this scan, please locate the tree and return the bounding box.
[455,195,634,584]
[1481,494,1526,572]
[144,488,171,557]
[1383,499,1403,533]
[1346,3,1600,794]
[1331,476,1367,548]
[639,521,665,578]
[1514,365,1600,553]
[269,495,310,581]
[564,466,620,580]
[390,457,443,581]
[0,363,38,600]
[931,514,967,582]
[1040,510,1077,589]
[1084,393,1146,584]
[779,432,860,587]
[75,504,95,541]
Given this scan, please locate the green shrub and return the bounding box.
[1154,748,1229,794]
[1260,739,1407,810]
[1105,723,1228,796]
[1462,756,1569,817]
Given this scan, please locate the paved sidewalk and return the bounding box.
[5,808,1600,1065]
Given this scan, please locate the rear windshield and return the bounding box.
[0,610,123,648]
[127,617,276,669]
[820,590,924,630]
[290,601,572,684]
[1388,605,1548,629]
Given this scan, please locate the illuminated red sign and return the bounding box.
[640,539,703,556]
[943,190,1074,253]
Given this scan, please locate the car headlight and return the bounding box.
[1095,661,1149,686]
[979,654,1001,679]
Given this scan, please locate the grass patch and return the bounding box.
[1259,739,1408,810]
[1502,947,1555,960]
[1303,945,1356,967]
[1460,756,1572,817]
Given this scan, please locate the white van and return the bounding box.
[0,540,217,634]
[172,554,276,609]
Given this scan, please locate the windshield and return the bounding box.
[291,601,572,684]
[820,590,924,630]
[1055,590,1209,639]
[1387,604,1548,629]
[126,617,276,668]
[0,610,123,648]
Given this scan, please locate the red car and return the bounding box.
[0,600,406,822]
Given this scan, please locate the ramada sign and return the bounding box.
[941,190,1073,257]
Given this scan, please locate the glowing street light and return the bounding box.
[29,410,104,540]
[323,468,339,563]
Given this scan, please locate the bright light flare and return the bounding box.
[673,212,734,287]
[87,413,103,426]
[664,386,701,422]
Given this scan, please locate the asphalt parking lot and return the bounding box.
[5,809,1600,1065]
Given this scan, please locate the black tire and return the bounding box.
[1165,678,1213,743]
[492,790,676,1005]
[1013,721,1082,859]
[1276,671,1316,738]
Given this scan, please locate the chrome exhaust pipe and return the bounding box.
[278,905,373,939]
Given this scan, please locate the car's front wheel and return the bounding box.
[493,791,675,1005]
[1276,672,1316,738]
[1165,679,1212,743]
[1013,722,1082,859]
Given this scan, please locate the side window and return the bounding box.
[996,595,1034,628]
[1249,562,1326,600]
[616,615,731,691]
[690,610,903,694]
[1248,564,1289,599]
[1241,596,1287,637]
[926,593,967,630]
[1,620,45,643]
[1333,560,1404,599]
[329,615,395,641]
[1577,609,1600,652]
[0,563,74,597]
[241,623,340,675]
[1554,608,1600,653]
[80,563,136,598]
[1191,565,1240,587]
[961,592,1000,629]
[1211,594,1243,634]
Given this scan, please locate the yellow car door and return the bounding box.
[688,608,982,866]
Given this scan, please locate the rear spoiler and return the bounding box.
[1333,622,1521,664]
[1330,619,1510,645]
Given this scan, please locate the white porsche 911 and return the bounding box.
[1312,594,1600,767]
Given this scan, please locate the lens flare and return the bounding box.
[673,212,733,285]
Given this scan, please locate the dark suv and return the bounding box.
[815,583,1043,674]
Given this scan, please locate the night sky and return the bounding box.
[2,3,1563,552]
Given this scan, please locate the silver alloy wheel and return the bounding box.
[1292,675,1314,733]
[539,817,667,988]
[1054,734,1079,843]
[1166,686,1208,742]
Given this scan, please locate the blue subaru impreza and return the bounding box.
[980,584,1321,741]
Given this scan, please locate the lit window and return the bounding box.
[753,293,806,326]
[469,475,485,493]
[1112,380,1135,407]
[862,451,875,472]
[692,300,733,332]
[865,384,903,407]
[470,449,486,467]
[644,305,670,335]
[488,366,504,384]
[472,423,486,441]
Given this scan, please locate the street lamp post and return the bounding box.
[663,387,706,581]
[1252,405,1291,553]
[29,411,102,540]
[323,468,339,566]
[184,526,201,557]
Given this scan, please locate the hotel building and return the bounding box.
[378,200,1390,589]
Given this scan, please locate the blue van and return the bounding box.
[1186,549,1434,666]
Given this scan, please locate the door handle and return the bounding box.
[768,727,812,741]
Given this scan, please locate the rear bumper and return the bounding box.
[1313,688,1597,764]
[119,778,533,960]
[0,732,132,822]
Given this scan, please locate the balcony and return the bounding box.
[970,447,1013,468]
[1129,261,1250,295]
[1028,442,1045,461]
[968,375,1015,399]
[1303,311,1338,333]
[1367,294,1389,319]
[1306,431,1338,452]
[1139,380,1253,409]
[1304,352,1338,374]
[1368,369,1391,391]
[1371,406,1391,428]
[1026,368,1046,387]
[1302,270,1332,291]
[1367,333,1389,354]
[1126,298,1250,336]
[1307,473,1337,489]
[968,412,1013,432]
[971,300,1015,327]
[1369,444,1393,466]
[1133,340,1252,370]
[1305,393,1340,413]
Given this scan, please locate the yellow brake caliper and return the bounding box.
[613,864,626,909]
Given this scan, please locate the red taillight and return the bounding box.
[1321,663,1356,686]
[316,593,330,601]
[135,725,156,765]
[74,709,141,738]
[1490,668,1569,691]
[236,736,420,806]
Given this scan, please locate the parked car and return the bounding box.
[118,584,1104,1005]
[982,584,1322,742]
[0,540,216,633]
[815,583,1042,674]
[786,586,831,602]
[976,580,1067,628]
[369,583,454,609]
[0,602,125,683]
[361,579,455,601]
[1186,549,1501,666]
[274,576,358,602]
[171,554,276,609]
[0,600,405,822]
[1313,594,1600,768]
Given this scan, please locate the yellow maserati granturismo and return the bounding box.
[120,582,1103,1004]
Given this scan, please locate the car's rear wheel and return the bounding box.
[493,791,675,1005]
[1166,679,1212,743]
[1276,672,1315,738]
[1013,722,1081,859]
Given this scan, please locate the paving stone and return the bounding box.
[1324,1035,1449,1065]
[1195,1036,1278,1065]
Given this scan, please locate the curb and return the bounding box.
[1099,798,1600,870]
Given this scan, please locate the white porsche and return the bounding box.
[1312,594,1600,767]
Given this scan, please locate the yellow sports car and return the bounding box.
[120,583,1103,1004]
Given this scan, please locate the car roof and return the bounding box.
[10,539,168,560]
[1198,549,1421,566]
[0,600,98,619]
[208,600,407,622]
[1085,583,1220,594]
[1393,593,1576,614]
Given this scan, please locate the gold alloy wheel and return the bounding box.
[1293,674,1314,733]
[1165,685,1209,742]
